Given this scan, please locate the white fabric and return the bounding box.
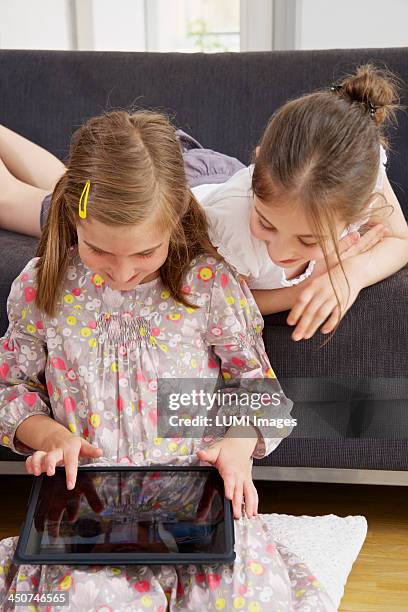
[193,145,387,289]
[280,259,316,287]
[262,513,368,610]
[191,182,221,200]
[376,144,388,191]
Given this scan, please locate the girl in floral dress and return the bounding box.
[0,110,335,611]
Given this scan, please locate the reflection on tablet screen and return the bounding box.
[28,469,227,556]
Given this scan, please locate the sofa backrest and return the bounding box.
[0,47,407,218]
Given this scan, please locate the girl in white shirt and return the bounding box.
[193,63,408,341]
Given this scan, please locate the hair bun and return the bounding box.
[337,63,401,125]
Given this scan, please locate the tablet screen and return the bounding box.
[18,466,233,563]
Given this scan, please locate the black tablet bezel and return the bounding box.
[13,465,236,565]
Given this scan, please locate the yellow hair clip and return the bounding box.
[78,180,90,219]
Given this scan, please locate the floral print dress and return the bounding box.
[0,246,336,611]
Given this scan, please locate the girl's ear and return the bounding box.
[255,145,261,158]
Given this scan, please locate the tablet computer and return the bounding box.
[14,465,235,565]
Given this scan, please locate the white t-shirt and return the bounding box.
[192,146,387,290]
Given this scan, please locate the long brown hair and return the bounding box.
[252,63,402,335]
[35,110,220,317]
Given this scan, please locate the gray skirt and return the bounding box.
[40,130,245,230]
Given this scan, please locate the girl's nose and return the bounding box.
[266,240,297,262]
[108,268,138,284]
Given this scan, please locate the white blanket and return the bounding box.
[262,513,368,610]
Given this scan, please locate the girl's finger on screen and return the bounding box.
[63,449,79,490]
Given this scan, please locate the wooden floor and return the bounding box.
[0,476,407,611]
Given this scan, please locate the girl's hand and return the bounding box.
[287,260,362,340]
[25,432,103,490]
[287,224,389,340]
[196,426,259,519]
[313,224,388,277]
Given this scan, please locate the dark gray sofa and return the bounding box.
[0,48,407,482]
